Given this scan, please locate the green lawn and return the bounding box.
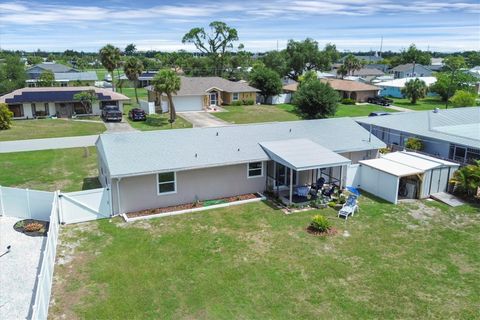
[391,97,447,110]
[0,147,100,192]
[0,119,106,142]
[87,68,107,81]
[119,87,148,103]
[213,104,301,124]
[50,197,479,319]
[123,104,192,131]
[334,104,398,117]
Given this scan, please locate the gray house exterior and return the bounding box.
[390,63,433,79]
[356,107,480,165]
[96,118,385,215]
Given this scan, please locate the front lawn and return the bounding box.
[120,87,148,103]
[0,147,100,192]
[50,197,479,319]
[123,104,192,131]
[0,119,106,142]
[334,104,398,117]
[213,104,301,124]
[391,97,447,110]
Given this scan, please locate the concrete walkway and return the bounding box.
[386,105,414,112]
[0,135,99,153]
[178,111,229,128]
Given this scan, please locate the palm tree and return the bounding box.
[152,69,181,125]
[343,54,364,76]
[401,78,428,104]
[124,57,144,103]
[337,64,348,79]
[99,44,121,92]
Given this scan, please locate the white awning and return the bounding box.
[259,138,351,171]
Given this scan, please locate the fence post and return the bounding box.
[0,186,4,216]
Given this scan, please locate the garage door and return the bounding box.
[172,96,203,112]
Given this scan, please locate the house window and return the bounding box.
[8,104,23,117]
[232,92,239,101]
[275,163,296,186]
[60,82,68,87]
[248,162,263,178]
[157,172,176,194]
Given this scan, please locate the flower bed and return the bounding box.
[13,219,49,237]
[306,226,338,237]
[126,193,262,218]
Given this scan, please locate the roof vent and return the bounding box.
[216,132,219,136]
[289,128,292,133]
[433,108,439,113]
[237,148,240,152]
[195,153,198,158]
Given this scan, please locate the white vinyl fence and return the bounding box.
[346,164,361,187]
[139,100,155,115]
[59,187,112,224]
[31,192,60,320]
[0,186,54,221]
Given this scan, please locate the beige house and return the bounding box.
[283,78,379,102]
[146,76,259,112]
[96,118,386,214]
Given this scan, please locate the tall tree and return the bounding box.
[401,78,428,104]
[342,54,364,76]
[37,70,55,87]
[284,38,325,80]
[400,44,431,74]
[123,57,144,103]
[152,70,181,125]
[124,44,137,56]
[99,44,121,92]
[430,72,477,101]
[73,90,98,114]
[0,56,27,94]
[249,66,282,103]
[182,21,239,76]
[262,51,287,77]
[293,78,339,119]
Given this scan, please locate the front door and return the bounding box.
[209,92,217,106]
[56,103,72,118]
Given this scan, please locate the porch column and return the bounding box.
[289,169,293,205]
[339,165,344,189]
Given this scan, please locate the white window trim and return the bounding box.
[157,172,177,195]
[232,92,239,101]
[247,162,264,179]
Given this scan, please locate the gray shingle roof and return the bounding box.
[27,63,77,73]
[356,107,480,148]
[53,71,98,81]
[390,63,431,72]
[96,118,386,178]
[146,76,259,96]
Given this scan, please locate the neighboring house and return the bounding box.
[356,107,480,165]
[347,68,385,83]
[390,63,433,79]
[95,118,385,214]
[116,71,160,88]
[365,64,389,72]
[429,58,444,72]
[376,76,437,98]
[26,62,97,87]
[146,76,259,112]
[283,79,380,102]
[0,86,129,119]
[339,55,382,64]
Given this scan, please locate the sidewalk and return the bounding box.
[0,135,99,153]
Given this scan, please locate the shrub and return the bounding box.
[405,137,423,151]
[310,215,331,232]
[0,103,13,130]
[242,99,255,105]
[450,160,480,199]
[451,90,476,108]
[379,147,391,154]
[230,100,243,106]
[341,98,356,105]
[24,222,43,232]
[145,114,165,126]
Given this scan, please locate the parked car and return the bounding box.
[101,105,122,122]
[128,108,147,121]
[368,112,392,117]
[367,96,393,106]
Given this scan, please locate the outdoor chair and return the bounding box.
[294,186,311,197]
[338,195,359,219]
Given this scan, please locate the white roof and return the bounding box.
[376,76,437,88]
[259,139,351,171]
[359,151,458,177]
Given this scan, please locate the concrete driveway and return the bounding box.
[178,112,229,128]
[103,119,138,133]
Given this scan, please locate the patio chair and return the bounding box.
[294,186,311,197]
[338,195,358,219]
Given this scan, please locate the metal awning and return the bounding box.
[359,158,423,177]
[259,138,351,171]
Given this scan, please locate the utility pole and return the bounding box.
[379,36,383,58]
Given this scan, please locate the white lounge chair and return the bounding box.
[338,195,358,219]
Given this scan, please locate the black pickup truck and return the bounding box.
[101,105,123,122]
[367,96,394,106]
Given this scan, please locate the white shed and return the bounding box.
[358,151,459,204]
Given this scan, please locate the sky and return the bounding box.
[0,0,479,53]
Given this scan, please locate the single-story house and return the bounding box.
[283,79,380,102]
[377,76,437,98]
[338,68,385,83]
[95,118,386,214]
[358,151,459,204]
[116,71,160,88]
[339,55,382,64]
[356,107,480,165]
[146,76,259,112]
[26,62,77,77]
[390,63,433,79]
[25,62,98,87]
[0,86,129,119]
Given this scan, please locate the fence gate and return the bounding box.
[59,187,111,224]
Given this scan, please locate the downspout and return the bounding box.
[116,178,122,215]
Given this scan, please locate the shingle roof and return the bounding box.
[356,107,480,148]
[53,71,98,81]
[390,63,432,72]
[350,68,385,77]
[96,118,386,177]
[146,76,259,96]
[282,79,379,92]
[27,63,77,73]
[0,86,130,104]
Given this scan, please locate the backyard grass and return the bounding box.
[213,104,301,124]
[0,119,105,142]
[391,97,447,111]
[0,147,100,192]
[50,196,480,319]
[123,104,192,131]
[119,87,148,103]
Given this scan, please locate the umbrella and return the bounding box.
[346,186,360,196]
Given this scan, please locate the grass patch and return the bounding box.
[87,68,106,81]
[0,147,100,192]
[50,196,480,319]
[123,104,192,131]
[0,119,105,142]
[391,97,446,110]
[334,104,399,117]
[119,87,148,103]
[213,104,301,124]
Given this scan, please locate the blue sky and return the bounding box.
[1,0,479,52]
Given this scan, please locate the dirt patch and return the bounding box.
[449,253,475,274]
[306,226,338,237]
[126,193,261,218]
[407,202,442,222]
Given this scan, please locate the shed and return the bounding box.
[358,151,459,204]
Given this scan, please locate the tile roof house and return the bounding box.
[390,63,433,79]
[25,63,98,87]
[96,117,385,214]
[356,107,480,165]
[0,86,129,119]
[146,76,259,112]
